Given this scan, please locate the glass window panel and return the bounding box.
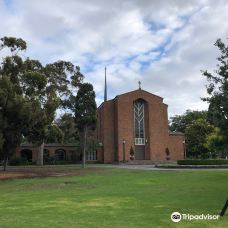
[134,99,145,145]
[87,150,97,161]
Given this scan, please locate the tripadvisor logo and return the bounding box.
[171,212,182,222]
[171,212,219,223]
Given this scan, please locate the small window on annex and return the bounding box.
[87,150,97,161]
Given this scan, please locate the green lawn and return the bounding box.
[0,166,227,227]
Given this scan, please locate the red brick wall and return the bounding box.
[96,89,185,163]
[15,146,39,162]
[15,145,80,162]
[96,104,104,162]
[168,135,185,160]
[116,90,170,162]
[103,101,115,163]
[115,95,134,161]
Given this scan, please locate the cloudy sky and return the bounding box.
[1,0,228,117]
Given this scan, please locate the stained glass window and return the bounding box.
[134,99,145,145]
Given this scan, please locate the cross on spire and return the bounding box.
[138,81,141,90]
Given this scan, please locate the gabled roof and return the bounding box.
[114,89,163,101]
[97,89,166,110]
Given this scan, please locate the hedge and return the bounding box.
[44,160,76,165]
[9,157,36,166]
[177,159,228,165]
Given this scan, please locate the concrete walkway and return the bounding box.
[92,164,228,171]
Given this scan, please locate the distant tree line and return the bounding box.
[169,38,228,159]
[0,37,96,170]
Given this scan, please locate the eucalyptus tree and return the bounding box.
[202,38,228,150]
[70,83,97,168]
[0,37,36,170]
[0,36,83,169]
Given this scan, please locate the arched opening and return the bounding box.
[20,149,33,162]
[134,99,145,160]
[55,149,66,161]
[43,148,50,162]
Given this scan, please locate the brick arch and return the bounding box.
[55,148,66,161]
[43,148,50,162]
[20,149,33,162]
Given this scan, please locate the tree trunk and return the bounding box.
[3,154,8,171]
[2,142,16,171]
[82,125,87,168]
[38,142,44,165]
[2,143,9,171]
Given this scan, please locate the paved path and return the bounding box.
[92,164,228,171]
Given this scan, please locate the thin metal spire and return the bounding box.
[138,81,141,90]
[104,67,107,102]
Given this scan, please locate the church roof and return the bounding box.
[97,89,166,109]
[114,89,164,101]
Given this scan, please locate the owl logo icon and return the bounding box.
[171,212,182,222]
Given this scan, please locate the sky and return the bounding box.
[1,0,228,117]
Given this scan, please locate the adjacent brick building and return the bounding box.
[96,88,185,163]
[15,143,80,164]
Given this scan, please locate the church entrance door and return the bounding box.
[135,145,145,160]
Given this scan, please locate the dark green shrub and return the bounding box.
[44,157,55,165]
[28,161,37,165]
[9,157,28,165]
[165,148,170,156]
[165,148,170,160]
[44,157,75,165]
[201,153,210,159]
[130,146,135,160]
[177,159,228,165]
[130,146,134,156]
[54,160,75,165]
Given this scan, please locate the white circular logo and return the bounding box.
[171,212,182,222]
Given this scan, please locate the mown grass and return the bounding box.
[0,166,227,227]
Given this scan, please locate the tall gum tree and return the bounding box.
[69,82,97,168]
[202,38,228,150]
[0,37,83,169]
[0,37,36,170]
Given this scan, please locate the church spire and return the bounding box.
[104,67,107,102]
[138,81,141,90]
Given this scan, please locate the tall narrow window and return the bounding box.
[134,99,145,145]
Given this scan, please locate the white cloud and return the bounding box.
[0,0,228,117]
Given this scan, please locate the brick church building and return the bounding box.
[15,72,184,164]
[96,76,185,163]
